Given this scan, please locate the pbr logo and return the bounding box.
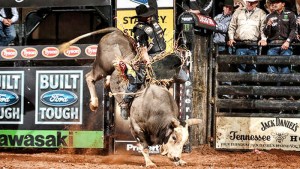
[35,70,83,124]
[0,71,24,124]
[130,0,148,4]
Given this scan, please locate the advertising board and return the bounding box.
[0,66,105,148]
[216,116,300,151]
[115,0,174,52]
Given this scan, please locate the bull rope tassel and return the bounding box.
[109,90,145,97]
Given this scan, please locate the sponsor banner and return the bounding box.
[0,71,24,124]
[216,116,300,151]
[1,48,18,59]
[114,140,160,155]
[0,44,97,61]
[0,130,103,148]
[35,70,83,124]
[116,9,174,52]
[2,0,111,8]
[116,0,173,9]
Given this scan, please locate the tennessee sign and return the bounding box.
[35,70,83,124]
[0,71,24,124]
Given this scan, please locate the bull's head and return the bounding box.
[161,118,202,166]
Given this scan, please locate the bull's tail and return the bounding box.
[58,27,119,53]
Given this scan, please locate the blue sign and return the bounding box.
[130,0,148,5]
[0,90,19,107]
[40,90,78,107]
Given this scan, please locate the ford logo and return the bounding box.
[0,90,19,107]
[41,90,78,107]
[130,0,148,4]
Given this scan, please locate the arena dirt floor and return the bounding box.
[1,144,300,169]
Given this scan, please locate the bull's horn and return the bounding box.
[171,118,181,127]
[160,145,168,156]
[186,119,202,126]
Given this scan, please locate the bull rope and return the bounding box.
[108,90,145,97]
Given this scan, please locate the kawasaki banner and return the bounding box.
[0,130,103,148]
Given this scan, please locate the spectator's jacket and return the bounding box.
[228,7,267,42]
[263,9,297,43]
[213,13,232,44]
[182,0,213,16]
[0,8,19,23]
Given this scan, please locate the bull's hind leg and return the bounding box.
[86,70,104,111]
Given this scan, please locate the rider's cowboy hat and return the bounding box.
[132,4,155,18]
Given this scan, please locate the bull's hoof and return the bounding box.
[174,160,187,166]
[145,162,156,168]
[89,103,98,112]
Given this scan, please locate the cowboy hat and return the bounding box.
[269,0,286,3]
[132,4,156,18]
[219,0,234,8]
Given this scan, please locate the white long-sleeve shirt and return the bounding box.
[0,8,19,23]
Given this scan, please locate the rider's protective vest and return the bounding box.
[133,21,166,55]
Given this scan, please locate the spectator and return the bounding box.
[120,0,166,120]
[265,0,276,14]
[228,0,267,74]
[234,0,246,10]
[0,8,19,46]
[182,0,214,15]
[213,0,234,54]
[292,0,300,42]
[263,0,297,74]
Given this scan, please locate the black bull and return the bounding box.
[59,27,201,167]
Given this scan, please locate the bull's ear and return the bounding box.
[171,118,180,128]
[186,119,202,126]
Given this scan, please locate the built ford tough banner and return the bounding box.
[0,66,105,148]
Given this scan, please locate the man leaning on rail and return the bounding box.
[263,0,297,74]
[227,0,267,74]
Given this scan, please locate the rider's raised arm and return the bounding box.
[148,0,159,21]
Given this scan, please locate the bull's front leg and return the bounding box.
[137,144,156,168]
[85,70,100,111]
[174,159,187,166]
[130,119,156,167]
